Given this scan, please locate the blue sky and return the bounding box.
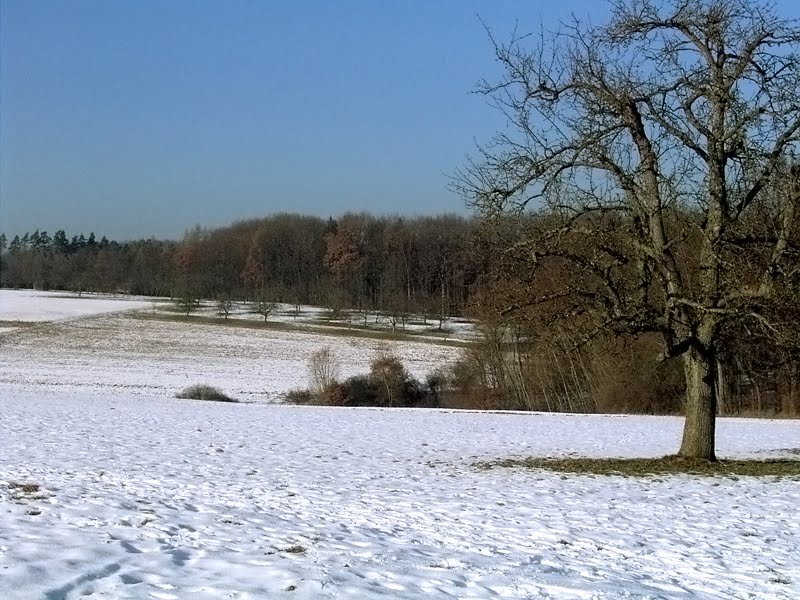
[1,1,796,240]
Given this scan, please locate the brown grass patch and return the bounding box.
[477,456,800,478]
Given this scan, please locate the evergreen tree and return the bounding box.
[37,231,51,249]
[53,230,69,254]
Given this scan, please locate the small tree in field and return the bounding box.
[253,298,276,322]
[176,288,199,316]
[217,297,234,320]
[455,0,800,459]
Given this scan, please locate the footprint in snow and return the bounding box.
[119,573,143,585]
[120,540,143,554]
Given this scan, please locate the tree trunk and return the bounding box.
[679,348,717,461]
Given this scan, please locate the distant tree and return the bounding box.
[175,286,199,315]
[52,230,69,254]
[0,233,6,286]
[217,297,234,320]
[252,297,276,322]
[37,231,51,249]
[175,227,207,301]
[240,239,265,300]
[382,219,414,327]
[324,215,367,312]
[71,233,87,253]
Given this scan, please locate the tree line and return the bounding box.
[0,213,484,322]
[0,230,177,297]
[173,213,484,323]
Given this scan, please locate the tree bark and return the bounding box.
[679,348,717,461]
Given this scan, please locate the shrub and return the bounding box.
[285,350,439,408]
[308,347,340,396]
[283,389,315,405]
[176,384,237,403]
[321,382,350,406]
[425,370,446,406]
[369,353,408,407]
[591,337,685,414]
[337,374,378,406]
[446,326,686,413]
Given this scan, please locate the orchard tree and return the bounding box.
[455,0,800,459]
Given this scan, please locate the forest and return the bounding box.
[0,213,481,319]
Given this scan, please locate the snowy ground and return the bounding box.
[0,313,458,404]
[162,299,478,342]
[1,290,799,599]
[0,290,153,334]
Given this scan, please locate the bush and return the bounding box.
[591,337,685,414]
[176,384,237,403]
[446,327,686,413]
[369,353,408,407]
[283,389,316,405]
[308,347,340,396]
[333,375,378,406]
[284,350,440,408]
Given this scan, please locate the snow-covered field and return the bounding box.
[0,290,152,336]
[1,290,799,599]
[0,289,153,328]
[0,312,458,404]
[174,299,478,341]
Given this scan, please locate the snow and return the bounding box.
[0,313,458,404]
[0,289,478,341]
[1,290,799,599]
[159,299,478,342]
[0,290,154,335]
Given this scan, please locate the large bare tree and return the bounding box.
[455,0,800,459]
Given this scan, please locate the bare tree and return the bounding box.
[308,347,340,397]
[217,297,234,320]
[455,0,800,459]
[252,298,277,322]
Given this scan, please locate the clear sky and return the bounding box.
[1,1,797,241]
